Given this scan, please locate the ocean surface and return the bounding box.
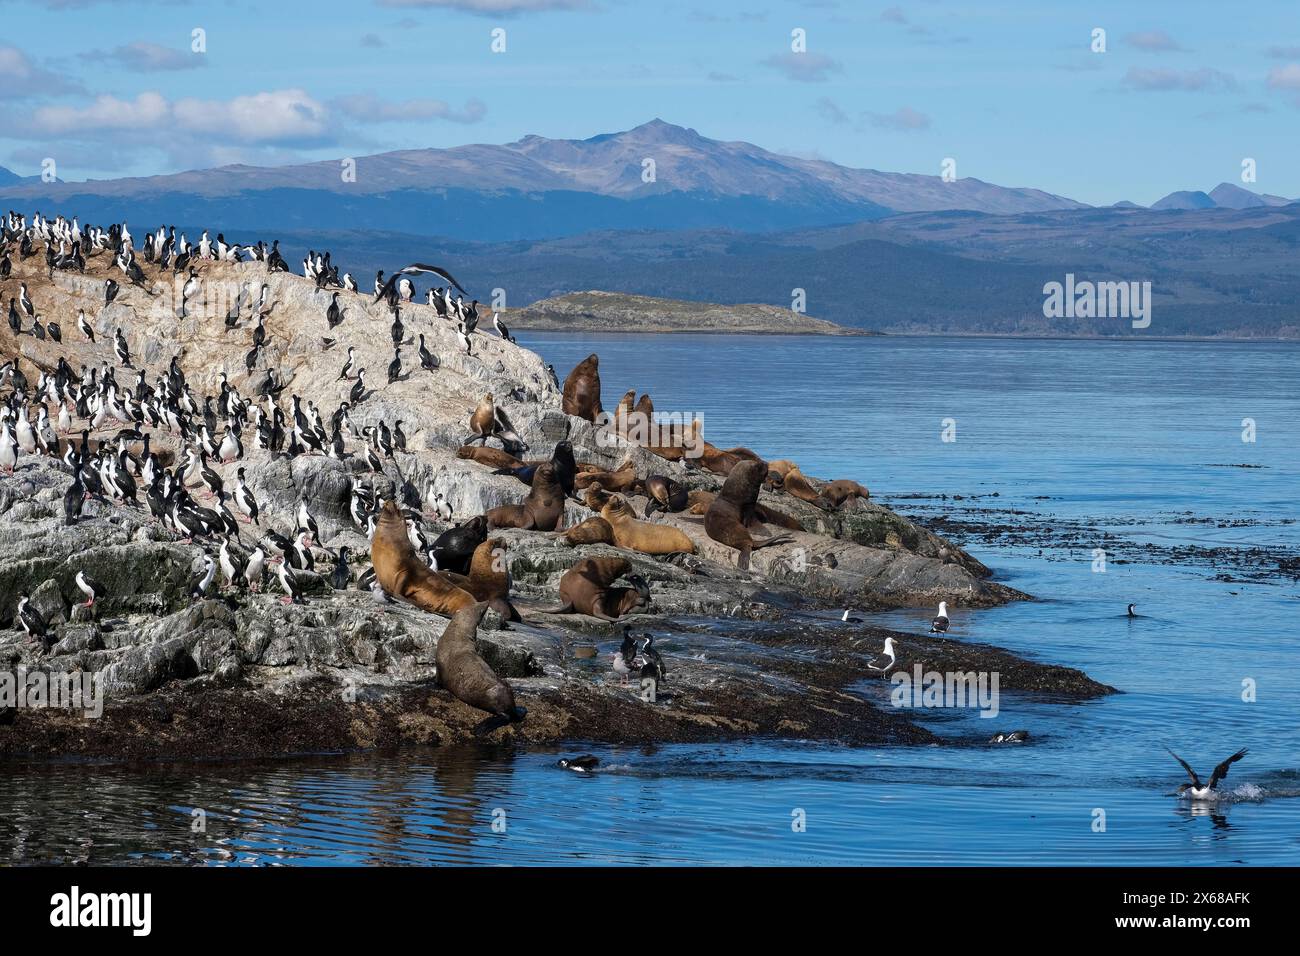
[4,334,1298,866]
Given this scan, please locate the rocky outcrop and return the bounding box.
[0,242,1067,759]
[507,290,868,335]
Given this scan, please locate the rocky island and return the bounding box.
[507,290,866,335]
[0,214,1109,761]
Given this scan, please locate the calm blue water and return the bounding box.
[3,335,1297,865]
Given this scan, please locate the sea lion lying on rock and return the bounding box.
[559,515,615,547]
[485,461,565,531]
[562,353,603,422]
[435,601,527,734]
[822,479,870,508]
[704,460,795,570]
[443,537,521,622]
[372,500,477,616]
[575,457,641,494]
[781,466,832,510]
[643,475,688,517]
[600,495,696,556]
[458,445,523,470]
[546,557,651,621]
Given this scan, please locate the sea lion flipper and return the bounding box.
[473,714,511,736]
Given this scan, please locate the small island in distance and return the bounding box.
[507,290,871,335]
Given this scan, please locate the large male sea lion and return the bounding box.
[430,515,488,575]
[600,496,696,556]
[372,500,477,615]
[546,557,651,621]
[435,601,527,733]
[704,459,795,570]
[485,461,565,531]
[562,354,602,422]
[444,537,521,622]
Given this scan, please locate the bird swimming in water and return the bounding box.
[1127,603,1138,617]
[557,755,600,773]
[1165,747,1248,801]
[989,730,1030,744]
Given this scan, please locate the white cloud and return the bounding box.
[1266,62,1300,89]
[27,89,331,144]
[332,93,486,124]
[1121,67,1236,92]
[865,106,930,131]
[80,41,201,73]
[760,52,842,83]
[1123,30,1183,52]
[0,44,82,97]
[377,0,591,15]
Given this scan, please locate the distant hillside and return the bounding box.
[255,201,1300,339]
[1151,182,1293,211]
[507,291,865,335]
[0,119,1086,241]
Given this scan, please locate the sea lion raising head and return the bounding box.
[485,460,565,531]
[704,459,795,570]
[561,354,602,422]
[371,500,477,616]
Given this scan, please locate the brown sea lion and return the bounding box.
[583,481,613,512]
[469,393,495,444]
[600,496,696,556]
[435,601,527,733]
[643,475,688,517]
[686,489,716,514]
[783,466,832,510]
[704,460,795,570]
[546,557,651,621]
[372,500,477,615]
[444,538,521,622]
[767,459,799,480]
[646,418,701,461]
[695,442,748,477]
[562,353,602,422]
[613,389,636,433]
[575,457,641,493]
[560,515,615,547]
[458,445,523,470]
[823,479,870,507]
[634,393,653,420]
[485,460,565,531]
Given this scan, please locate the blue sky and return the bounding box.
[1,0,1297,205]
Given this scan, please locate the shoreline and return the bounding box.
[1,241,1112,765]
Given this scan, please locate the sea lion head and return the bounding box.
[600,495,634,520]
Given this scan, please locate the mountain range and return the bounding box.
[0,120,1091,240]
[1,121,1297,337]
